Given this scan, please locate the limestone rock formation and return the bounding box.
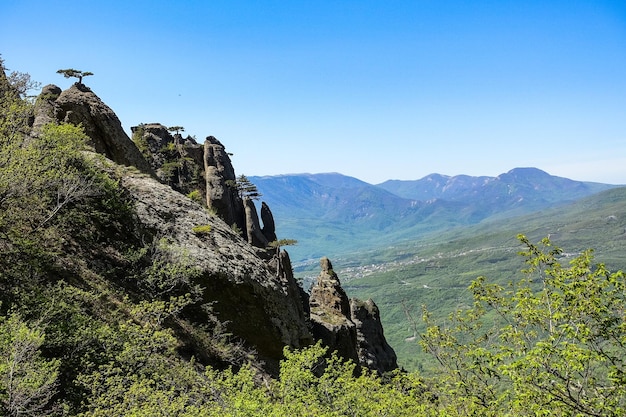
[244,197,269,247]
[129,125,278,251]
[32,84,62,133]
[309,257,359,363]
[121,167,312,371]
[27,80,396,376]
[130,123,205,197]
[204,136,245,231]
[309,257,398,373]
[350,298,398,373]
[261,202,277,242]
[34,83,152,174]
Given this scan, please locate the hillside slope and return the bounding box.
[337,186,626,370]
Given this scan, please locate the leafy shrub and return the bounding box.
[192,224,212,235]
[187,189,203,203]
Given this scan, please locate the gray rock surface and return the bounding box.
[37,83,152,173]
[309,257,398,373]
[120,167,312,369]
[244,197,269,247]
[309,257,359,363]
[350,298,398,373]
[131,123,205,196]
[261,202,277,243]
[204,136,245,232]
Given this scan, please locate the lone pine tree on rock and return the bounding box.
[167,126,185,135]
[56,68,93,85]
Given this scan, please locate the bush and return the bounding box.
[192,224,212,236]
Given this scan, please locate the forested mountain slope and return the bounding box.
[251,170,618,264]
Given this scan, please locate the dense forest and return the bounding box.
[2,59,626,416]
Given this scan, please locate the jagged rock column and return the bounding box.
[309,257,398,373]
[204,136,245,233]
[244,197,269,247]
[309,257,359,363]
[261,202,277,243]
[350,298,398,373]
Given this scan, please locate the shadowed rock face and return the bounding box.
[121,168,312,373]
[309,257,398,373]
[350,298,398,373]
[244,197,269,247]
[261,202,277,242]
[309,257,360,364]
[204,136,246,232]
[35,83,152,174]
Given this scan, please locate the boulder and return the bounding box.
[46,83,152,174]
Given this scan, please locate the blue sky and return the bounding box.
[1,0,625,184]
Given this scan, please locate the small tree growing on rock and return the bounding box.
[228,174,262,201]
[167,126,185,136]
[56,69,93,85]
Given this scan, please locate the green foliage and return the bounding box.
[167,125,184,135]
[270,342,432,416]
[228,174,262,201]
[268,238,298,248]
[0,313,60,416]
[420,235,626,416]
[160,160,180,179]
[192,224,212,235]
[56,69,93,84]
[230,222,243,236]
[160,141,177,153]
[187,189,203,203]
[131,124,148,153]
[126,238,203,300]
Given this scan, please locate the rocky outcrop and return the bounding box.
[244,197,269,247]
[309,257,398,373]
[28,81,396,376]
[309,257,359,363]
[204,136,244,229]
[261,202,277,242]
[134,126,276,250]
[32,84,62,133]
[130,123,205,197]
[350,298,398,373]
[34,83,152,174]
[120,167,312,372]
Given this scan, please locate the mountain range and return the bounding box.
[250,168,619,264]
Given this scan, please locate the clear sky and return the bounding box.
[1,1,625,184]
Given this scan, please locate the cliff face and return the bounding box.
[32,82,397,374]
[121,169,312,369]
